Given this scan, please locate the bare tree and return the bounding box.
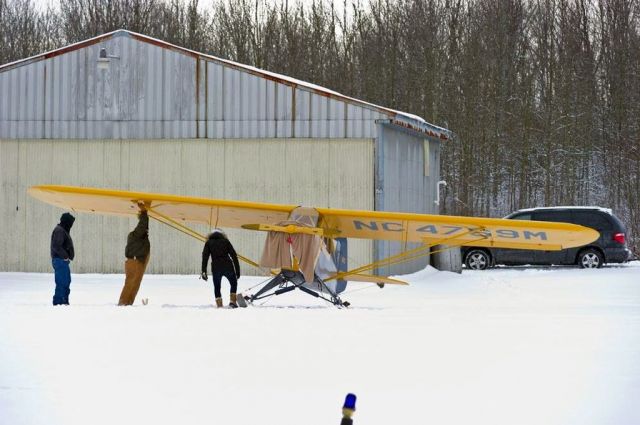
[1,0,639,251]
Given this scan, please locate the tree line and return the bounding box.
[1,0,638,254]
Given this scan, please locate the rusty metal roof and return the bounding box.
[0,29,450,140]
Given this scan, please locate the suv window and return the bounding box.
[571,211,612,230]
[510,213,532,220]
[533,210,572,223]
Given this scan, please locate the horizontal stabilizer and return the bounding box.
[332,273,408,286]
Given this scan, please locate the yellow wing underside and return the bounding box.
[28,185,599,251]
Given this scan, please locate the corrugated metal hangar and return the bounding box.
[0,29,451,275]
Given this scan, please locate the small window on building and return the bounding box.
[424,139,430,176]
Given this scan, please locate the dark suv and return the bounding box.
[462,207,631,269]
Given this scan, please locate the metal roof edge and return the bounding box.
[377,117,452,141]
[124,30,408,121]
[0,29,125,73]
[0,29,450,136]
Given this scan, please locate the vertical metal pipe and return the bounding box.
[195,57,200,139]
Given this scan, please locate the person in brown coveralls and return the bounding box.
[118,204,150,306]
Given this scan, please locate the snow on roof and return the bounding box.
[0,29,451,140]
[513,206,613,215]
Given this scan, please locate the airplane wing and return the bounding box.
[28,185,599,250]
[315,207,599,250]
[28,185,294,228]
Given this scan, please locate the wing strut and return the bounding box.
[146,207,262,269]
[326,227,488,282]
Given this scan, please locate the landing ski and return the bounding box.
[236,293,248,308]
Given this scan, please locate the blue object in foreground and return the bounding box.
[343,393,357,411]
[341,393,357,425]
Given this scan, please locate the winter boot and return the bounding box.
[215,297,223,308]
[229,293,238,309]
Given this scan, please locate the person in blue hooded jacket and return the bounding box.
[50,212,75,305]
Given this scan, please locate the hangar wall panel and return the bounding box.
[0,34,387,140]
[374,124,441,276]
[0,138,373,274]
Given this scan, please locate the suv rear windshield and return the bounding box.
[571,210,612,230]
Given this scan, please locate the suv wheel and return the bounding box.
[578,249,603,269]
[465,249,491,270]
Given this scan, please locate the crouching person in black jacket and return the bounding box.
[201,230,240,308]
[51,212,75,305]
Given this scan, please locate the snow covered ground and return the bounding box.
[1,263,639,425]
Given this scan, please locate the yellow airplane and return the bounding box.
[28,185,599,307]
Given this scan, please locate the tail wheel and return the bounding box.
[578,248,603,269]
[465,249,491,270]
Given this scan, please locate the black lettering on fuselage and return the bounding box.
[471,229,492,238]
[382,222,403,232]
[524,230,547,240]
[353,220,404,232]
[352,220,549,242]
[496,229,518,239]
[416,225,438,234]
[354,221,378,231]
